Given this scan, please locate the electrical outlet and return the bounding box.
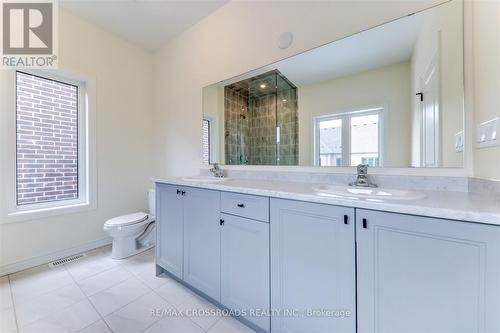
[477,117,499,148]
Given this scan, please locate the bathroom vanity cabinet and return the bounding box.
[155,182,500,333]
[156,183,271,331]
[155,184,221,301]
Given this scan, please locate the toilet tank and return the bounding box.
[148,189,156,218]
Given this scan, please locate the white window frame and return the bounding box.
[202,117,211,165]
[314,107,385,167]
[1,69,96,223]
[202,115,217,165]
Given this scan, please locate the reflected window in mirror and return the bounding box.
[315,108,383,167]
[350,112,382,167]
[316,118,343,166]
[202,118,212,165]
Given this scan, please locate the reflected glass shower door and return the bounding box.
[237,98,249,165]
[224,84,250,165]
[276,73,298,165]
[248,72,278,165]
[225,70,297,165]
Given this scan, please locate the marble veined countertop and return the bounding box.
[154,177,500,226]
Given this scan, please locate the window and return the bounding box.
[315,108,383,167]
[202,118,211,165]
[14,71,87,209]
[361,157,379,167]
[349,113,381,167]
[317,118,343,166]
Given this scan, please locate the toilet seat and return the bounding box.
[104,212,149,228]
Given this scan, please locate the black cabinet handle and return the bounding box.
[176,189,181,195]
[362,218,368,229]
[237,203,245,208]
[181,191,186,196]
[344,215,349,225]
[220,219,224,226]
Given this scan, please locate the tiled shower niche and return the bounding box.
[224,70,298,165]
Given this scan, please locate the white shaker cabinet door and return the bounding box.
[220,213,270,332]
[356,209,500,333]
[183,187,221,301]
[270,198,356,333]
[156,184,185,279]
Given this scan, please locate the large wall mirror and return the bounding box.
[202,0,464,168]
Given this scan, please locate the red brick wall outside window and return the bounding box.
[16,71,79,205]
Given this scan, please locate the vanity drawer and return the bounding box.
[221,192,269,222]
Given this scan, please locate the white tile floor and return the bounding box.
[0,246,255,333]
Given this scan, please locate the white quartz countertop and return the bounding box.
[154,177,500,226]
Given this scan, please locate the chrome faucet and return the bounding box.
[210,163,225,178]
[349,164,377,187]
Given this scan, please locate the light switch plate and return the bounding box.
[477,117,499,148]
[455,130,464,152]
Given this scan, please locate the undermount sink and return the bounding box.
[183,176,230,183]
[313,185,427,201]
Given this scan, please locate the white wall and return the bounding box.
[472,0,500,180]
[298,61,411,167]
[202,85,224,163]
[152,0,446,178]
[0,8,153,269]
[410,0,464,168]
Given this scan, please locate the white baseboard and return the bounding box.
[0,237,112,277]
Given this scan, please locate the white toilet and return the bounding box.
[104,189,156,259]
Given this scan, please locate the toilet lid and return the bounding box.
[105,212,149,227]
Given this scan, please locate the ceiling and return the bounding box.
[275,13,423,86]
[60,0,228,51]
[221,10,424,87]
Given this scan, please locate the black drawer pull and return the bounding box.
[362,218,368,229]
[176,189,181,195]
[237,203,245,208]
[220,219,224,226]
[344,215,349,225]
[181,191,186,196]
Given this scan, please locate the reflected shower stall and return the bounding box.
[224,70,298,165]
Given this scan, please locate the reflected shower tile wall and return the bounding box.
[277,88,298,166]
[249,94,277,165]
[224,87,249,164]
